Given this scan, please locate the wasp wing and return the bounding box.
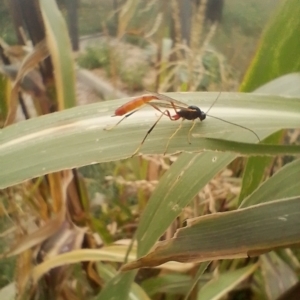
[145,91,190,109]
[147,101,192,111]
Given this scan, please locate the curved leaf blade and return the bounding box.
[1,92,299,189]
[122,197,300,270]
[197,264,258,300]
[39,0,76,109]
[137,152,235,257]
[240,159,300,208]
[240,0,300,91]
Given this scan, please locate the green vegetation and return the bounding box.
[0,3,16,43]
[77,42,148,92]
[77,44,113,70]
[222,0,280,35]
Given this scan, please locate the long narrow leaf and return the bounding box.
[1,92,299,189]
[136,152,235,257]
[122,197,300,270]
[39,0,76,109]
[240,159,300,208]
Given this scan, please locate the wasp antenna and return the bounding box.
[207,114,261,142]
[206,91,222,115]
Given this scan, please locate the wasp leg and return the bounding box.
[105,110,138,131]
[187,120,196,144]
[164,119,184,155]
[131,110,167,157]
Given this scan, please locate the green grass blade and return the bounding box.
[197,265,258,300]
[240,73,300,203]
[136,152,235,257]
[238,131,283,204]
[122,197,300,270]
[1,92,299,189]
[39,0,76,109]
[240,159,300,208]
[240,0,300,91]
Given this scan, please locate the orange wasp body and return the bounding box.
[114,95,160,116]
[105,92,260,156]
